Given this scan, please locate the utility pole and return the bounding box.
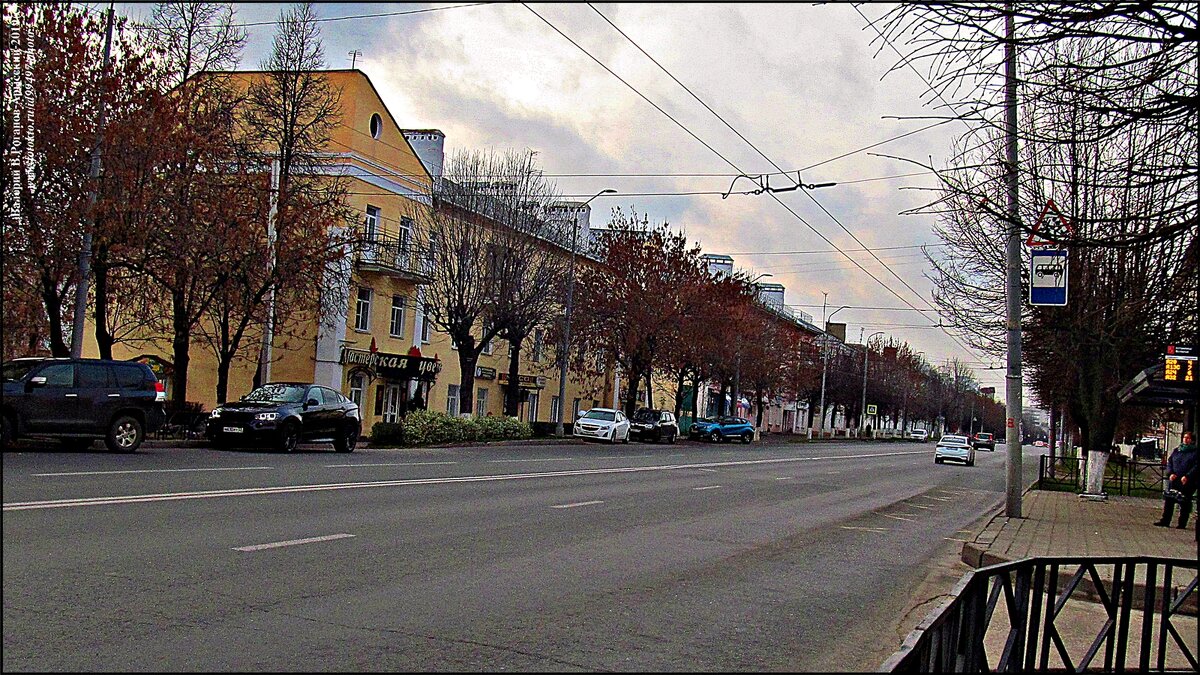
[70,4,114,358]
[1003,4,1024,518]
[257,159,281,387]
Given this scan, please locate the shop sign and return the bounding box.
[1164,345,1196,384]
[475,366,497,380]
[497,372,546,389]
[340,347,440,381]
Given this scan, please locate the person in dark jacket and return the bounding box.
[1154,431,1197,529]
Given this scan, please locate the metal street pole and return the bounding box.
[861,330,884,434]
[1003,4,1024,518]
[816,304,848,432]
[70,5,114,358]
[556,189,614,437]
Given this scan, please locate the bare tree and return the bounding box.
[147,2,245,87]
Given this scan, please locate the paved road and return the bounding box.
[2,438,1041,671]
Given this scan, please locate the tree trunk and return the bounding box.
[644,366,653,409]
[41,272,69,357]
[216,354,231,404]
[690,372,701,421]
[623,369,641,416]
[171,292,190,405]
[455,334,478,417]
[505,334,525,417]
[674,368,685,418]
[754,387,765,429]
[93,246,114,360]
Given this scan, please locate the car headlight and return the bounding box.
[209,409,222,418]
[255,411,279,421]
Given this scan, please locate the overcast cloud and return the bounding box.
[110,2,1007,390]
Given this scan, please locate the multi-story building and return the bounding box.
[84,70,613,430]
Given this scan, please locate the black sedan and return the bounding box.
[628,408,679,443]
[206,382,361,453]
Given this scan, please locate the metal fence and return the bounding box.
[883,556,1198,673]
[1037,455,1168,497]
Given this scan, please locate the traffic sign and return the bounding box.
[866,404,877,416]
[1030,248,1068,306]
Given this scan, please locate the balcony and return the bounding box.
[355,235,431,283]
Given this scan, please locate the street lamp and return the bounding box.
[556,188,616,437]
[860,330,885,435]
[816,303,851,433]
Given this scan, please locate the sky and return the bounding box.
[106,2,1013,393]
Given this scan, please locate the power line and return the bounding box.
[581,3,988,360]
[730,243,945,256]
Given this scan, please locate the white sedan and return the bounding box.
[935,434,976,466]
[573,408,631,444]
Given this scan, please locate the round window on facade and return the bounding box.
[370,113,382,139]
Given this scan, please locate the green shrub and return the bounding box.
[370,422,405,446]
[369,410,532,447]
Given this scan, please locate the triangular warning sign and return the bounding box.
[1026,199,1076,247]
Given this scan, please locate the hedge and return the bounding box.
[370,410,532,447]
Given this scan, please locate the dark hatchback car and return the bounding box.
[1,357,166,452]
[206,382,361,453]
[629,408,679,443]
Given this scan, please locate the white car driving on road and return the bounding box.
[934,434,976,466]
[573,408,631,444]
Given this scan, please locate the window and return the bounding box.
[447,384,460,417]
[475,387,489,417]
[307,387,325,405]
[349,374,364,407]
[37,364,74,387]
[550,396,561,423]
[481,336,494,355]
[398,216,413,250]
[114,365,144,389]
[573,398,582,420]
[369,113,382,140]
[533,329,544,363]
[526,392,539,423]
[382,385,401,423]
[364,206,379,241]
[321,387,343,403]
[355,288,372,331]
[420,303,432,343]
[78,364,113,388]
[390,296,407,337]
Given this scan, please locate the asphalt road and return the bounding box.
[3,437,1041,671]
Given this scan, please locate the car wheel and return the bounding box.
[967,456,975,466]
[609,430,617,444]
[710,430,722,443]
[334,424,359,453]
[622,430,630,444]
[105,415,143,453]
[0,415,13,448]
[667,431,676,444]
[741,431,753,444]
[277,422,300,453]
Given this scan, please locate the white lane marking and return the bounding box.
[4,449,932,512]
[550,500,604,509]
[697,468,718,473]
[943,537,971,543]
[488,457,574,463]
[877,513,916,522]
[920,496,952,502]
[593,455,652,460]
[325,462,457,468]
[904,503,933,510]
[234,533,355,552]
[841,526,889,533]
[33,467,274,477]
[775,476,793,480]
[694,485,722,491]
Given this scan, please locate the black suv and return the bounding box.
[1,357,166,452]
[629,408,679,443]
[206,382,361,453]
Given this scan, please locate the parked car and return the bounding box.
[690,416,755,443]
[206,382,360,453]
[572,408,630,444]
[935,434,975,466]
[907,428,929,442]
[629,408,679,443]
[1,357,166,453]
[972,432,996,451]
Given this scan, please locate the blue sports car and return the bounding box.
[689,416,755,443]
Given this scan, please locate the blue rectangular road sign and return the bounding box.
[1030,248,1068,306]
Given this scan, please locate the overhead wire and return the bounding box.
[578,3,986,360]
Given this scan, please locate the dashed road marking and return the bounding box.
[234,533,355,552]
[841,526,889,533]
[325,462,457,468]
[551,500,605,509]
[34,466,274,477]
[877,513,916,522]
[693,485,722,491]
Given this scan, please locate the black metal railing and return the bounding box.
[1038,455,1168,498]
[355,235,430,279]
[883,556,1198,673]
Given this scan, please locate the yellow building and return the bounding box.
[86,70,613,432]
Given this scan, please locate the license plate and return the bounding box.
[223,426,244,434]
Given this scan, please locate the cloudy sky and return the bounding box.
[109,2,1009,391]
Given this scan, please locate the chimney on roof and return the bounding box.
[402,129,445,179]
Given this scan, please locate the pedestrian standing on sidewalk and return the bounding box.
[1154,431,1197,529]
